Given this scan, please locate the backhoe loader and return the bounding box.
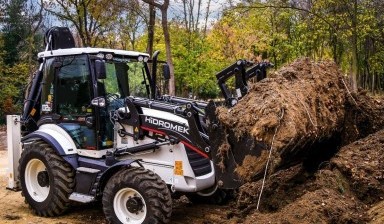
[6,27,272,223]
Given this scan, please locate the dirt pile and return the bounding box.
[215,58,384,181]
[216,58,347,179]
[332,129,384,205]
[230,129,384,224]
[208,58,384,223]
[342,91,384,145]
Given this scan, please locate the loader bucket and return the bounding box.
[206,101,268,189]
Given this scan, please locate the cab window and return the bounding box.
[127,62,147,97]
[54,55,91,117]
[103,61,148,98]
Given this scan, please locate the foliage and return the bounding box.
[0,0,43,123]
[43,0,128,47]
[0,63,29,123]
[1,0,29,65]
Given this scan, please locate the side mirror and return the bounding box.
[162,64,170,80]
[95,60,106,79]
[91,97,106,107]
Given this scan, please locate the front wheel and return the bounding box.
[103,167,172,224]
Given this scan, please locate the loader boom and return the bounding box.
[216,60,273,107]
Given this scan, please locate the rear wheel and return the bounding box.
[103,167,172,224]
[19,140,75,216]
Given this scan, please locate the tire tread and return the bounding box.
[103,167,172,224]
[19,140,75,217]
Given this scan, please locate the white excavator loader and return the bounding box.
[6,27,272,223]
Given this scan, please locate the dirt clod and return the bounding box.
[3,214,21,220]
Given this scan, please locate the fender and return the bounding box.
[22,124,79,169]
[77,156,141,193]
[100,160,142,183]
[22,124,78,154]
[99,160,142,192]
[22,131,67,154]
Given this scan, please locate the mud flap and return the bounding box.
[206,101,268,189]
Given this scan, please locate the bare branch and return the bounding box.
[141,0,162,9]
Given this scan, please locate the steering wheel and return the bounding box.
[106,93,120,103]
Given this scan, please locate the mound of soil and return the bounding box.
[215,58,384,181]
[230,129,384,224]
[235,165,368,223]
[342,91,384,145]
[216,58,347,179]
[332,129,384,205]
[208,58,384,223]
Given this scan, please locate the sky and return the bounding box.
[168,0,241,28]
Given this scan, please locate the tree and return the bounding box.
[115,0,149,50]
[147,4,155,55]
[228,0,384,92]
[0,0,44,123]
[1,0,29,65]
[0,0,6,23]
[43,0,123,47]
[141,0,176,95]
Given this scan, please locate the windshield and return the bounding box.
[102,59,149,98]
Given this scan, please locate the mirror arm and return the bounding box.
[95,60,107,79]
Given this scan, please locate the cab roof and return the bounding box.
[38,47,150,58]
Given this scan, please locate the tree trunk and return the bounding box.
[350,0,358,91]
[203,0,211,36]
[160,5,175,95]
[147,4,155,56]
[141,0,175,95]
[183,0,188,30]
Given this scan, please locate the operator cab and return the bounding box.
[33,48,152,151]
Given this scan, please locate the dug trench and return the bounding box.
[206,58,384,223]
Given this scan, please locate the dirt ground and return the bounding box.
[2,130,384,224]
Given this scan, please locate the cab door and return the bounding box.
[42,54,97,150]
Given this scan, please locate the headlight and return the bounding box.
[138,56,144,62]
[105,53,113,60]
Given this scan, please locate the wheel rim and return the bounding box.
[25,158,50,202]
[114,188,147,224]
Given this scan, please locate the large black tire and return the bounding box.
[19,140,75,216]
[103,167,172,224]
